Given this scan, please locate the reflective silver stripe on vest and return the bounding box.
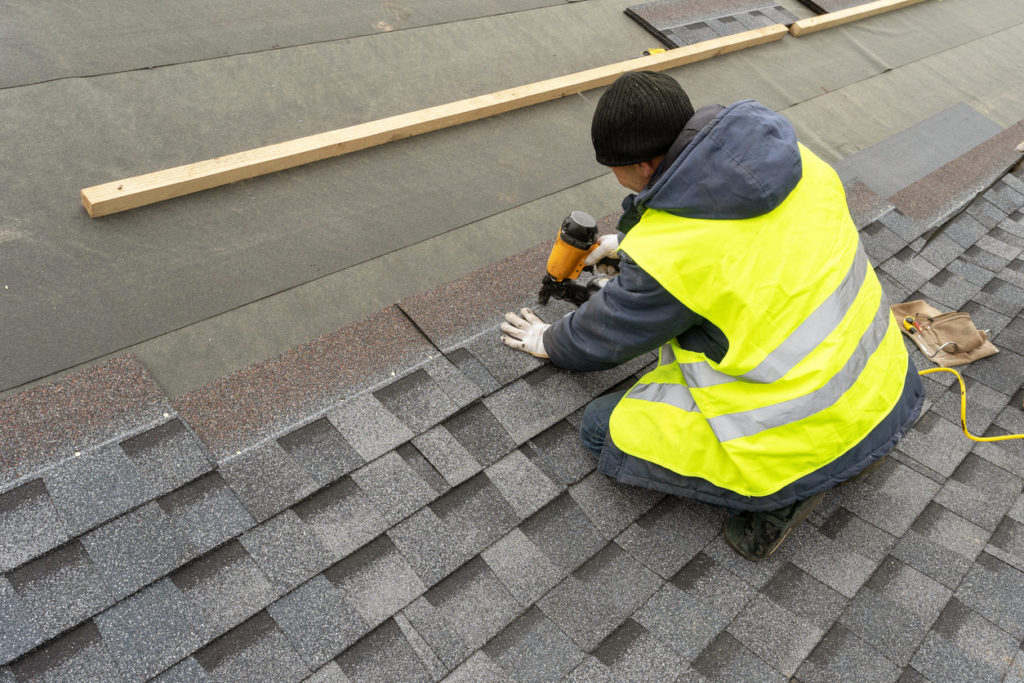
[679,245,870,388]
[707,291,891,441]
[658,343,675,366]
[625,380,698,412]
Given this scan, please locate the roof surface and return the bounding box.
[2,120,1024,679]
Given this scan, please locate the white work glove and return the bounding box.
[584,233,620,276]
[500,308,550,358]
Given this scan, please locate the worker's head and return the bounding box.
[591,71,693,191]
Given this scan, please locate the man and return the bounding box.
[500,71,924,561]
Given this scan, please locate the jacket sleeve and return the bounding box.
[542,251,706,372]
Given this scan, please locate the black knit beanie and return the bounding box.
[591,71,695,166]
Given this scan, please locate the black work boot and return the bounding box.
[722,492,825,561]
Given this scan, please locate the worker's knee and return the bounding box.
[579,390,627,456]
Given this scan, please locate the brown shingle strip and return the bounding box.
[0,354,173,489]
[173,305,434,461]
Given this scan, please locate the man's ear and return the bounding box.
[637,157,663,182]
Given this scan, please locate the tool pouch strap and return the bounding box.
[890,300,998,367]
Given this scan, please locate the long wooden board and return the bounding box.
[81,24,787,217]
[789,0,928,37]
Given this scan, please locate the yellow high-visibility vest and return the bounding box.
[609,144,909,497]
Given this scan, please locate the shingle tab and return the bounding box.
[335,618,432,683]
[152,657,212,682]
[402,557,522,668]
[429,472,518,558]
[634,553,754,661]
[0,576,44,664]
[194,611,309,683]
[292,478,388,563]
[727,593,826,677]
[327,393,414,462]
[784,525,879,599]
[614,497,723,579]
[794,624,901,683]
[954,552,1024,639]
[43,445,151,537]
[934,453,1022,530]
[350,450,436,525]
[460,334,544,386]
[761,563,848,632]
[276,417,363,488]
[6,540,114,639]
[324,534,425,627]
[537,543,661,650]
[422,355,485,408]
[445,348,500,395]
[483,606,587,682]
[481,529,564,606]
[94,578,207,682]
[0,479,68,573]
[691,631,787,682]
[387,508,475,587]
[119,419,212,497]
[591,617,690,681]
[568,472,662,539]
[239,509,332,594]
[911,597,1020,682]
[518,493,606,573]
[526,420,596,486]
[838,458,941,536]
[482,379,557,445]
[157,472,255,556]
[81,501,196,600]
[267,575,368,668]
[410,426,482,487]
[485,450,560,520]
[218,442,318,524]
[170,540,277,638]
[442,402,516,467]
[816,506,896,562]
[8,621,123,683]
[373,369,459,434]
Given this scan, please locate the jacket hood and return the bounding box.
[636,100,802,220]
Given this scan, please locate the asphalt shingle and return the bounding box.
[816,506,897,563]
[373,368,459,435]
[911,597,1020,682]
[0,577,44,664]
[276,417,364,488]
[441,401,516,468]
[170,540,277,638]
[217,442,318,524]
[482,379,557,445]
[324,533,425,627]
[614,496,723,579]
[954,551,1024,640]
[481,528,564,606]
[934,453,1023,531]
[525,420,597,487]
[6,540,114,639]
[761,563,849,633]
[691,631,787,682]
[335,618,433,683]
[794,623,901,683]
[119,419,212,498]
[727,593,826,677]
[483,606,587,682]
[518,492,606,574]
[94,578,207,682]
[292,477,388,563]
[267,574,368,669]
[8,621,122,683]
[569,471,662,540]
[410,425,482,487]
[485,450,561,520]
[193,611,309,683]
[238,509,332,594]
[80,501,195,600]
[156,472,255,557]
[350,450,437,525]
[0,479,69,573]
[327,393,414,463]
[445,348,501,395]
[590,617,690,681]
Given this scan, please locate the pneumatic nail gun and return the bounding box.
[537,211,616,306]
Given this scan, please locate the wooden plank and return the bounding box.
[81,25,788,217]
[789,0,929,37]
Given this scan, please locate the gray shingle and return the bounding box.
[691,631,787,682]
[43,445,151,537]
[460,334,544,386]
[518,493,606,573]
[962,346,1024,396]
[990,515,1024,570]
[590,618,690,681]
[402,557,522,668]
[422,354,485,408]
[157,472,255,556]
[170,540,277,638]
[761,563,849,632]
[277,417,363,488]
[152,658,212,682]
[942,212,989,248]
[94,578,207,682]
[878,248,941,294]
[0,576,44,664]
[522,366,590,420]
[350,451,436,525]
[482,379,557,445]
[485,450,560,520]
[838,458,941,536]
[896,411,974,477]
[860,220,906,265]
[335,618,432,683]
[218,442,318,524]
[373,369,459,434]
[911,597,1020,682]
[267,575,368,668]
[442,402,515,467]
[324,534,425,627]
[327,393,415,462]
[568,472,662,540]
[917,234,966,271]
[0,479,68,573]
[794,624,901,683]
[931,373,1009,437]
[954,552,1024,639]
[302,662,348,683]
[934,453,1022,530]
[966,197,1010,230]
[8,621,123,683]
[393,613,448,681]
[81,501,196,600]
[193,611,309,683]
[633,552,753,661]
[443,651,515,682]
[917,269,983,311]
[537,542,661,650]
[984,181,1024,214]
[6,540,114,639]
[120,419,212,497]
[429,472,517,558]
[394,441,448,495]
[292,478,388,563]
[239,509,332,594]
[615,497,723,579]
[387,508,475,587]
[963,241,1015,273]
[816,506,896,562]
[410,426,482,487]
[526,420,596,486]
[946,256,998,286]
[727,593,826,677]
[481,529,563,606]
[445,348,500,395]
[839,557,952,666]
[702,535,788,589]
[483,606,586,682]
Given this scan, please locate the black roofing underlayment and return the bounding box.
[2,123,1024,680]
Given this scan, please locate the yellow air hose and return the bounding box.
[917,367,1024,442]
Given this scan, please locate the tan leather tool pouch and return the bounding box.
[890,300,999,367]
